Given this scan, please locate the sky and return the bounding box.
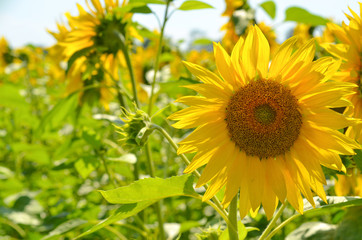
[0,0,360,48]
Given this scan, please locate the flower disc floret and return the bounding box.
[225,79,302,158]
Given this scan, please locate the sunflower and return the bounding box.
[322,3,362,143]
[293,23,313,47]
[335,168,362,197]
[0,37,12,75]
[169,25,360,219]
[50,0,144,109]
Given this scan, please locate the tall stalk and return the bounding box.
[147,0,172,115]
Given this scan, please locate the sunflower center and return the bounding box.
[225,79,302,159]
[254,104,276,125]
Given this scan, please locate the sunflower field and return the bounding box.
[1,0,362,239]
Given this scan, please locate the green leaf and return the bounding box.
[285,7,329,26]
[66,47,92,74]
[303,196,362,214]
[82,128,102,150]
[35,93,78,137]
[353,149,362,172]
[192,38,213,46]
[159,77,199,98]
[0,84,27,109]
[260,1,276,19]
[75,200,156,239]
[130,5,152,14]
[286,222,337,240]
[74,156,99,179]
[42,219,88,240]
[129,0,165,4]
[100,174,198,204]
[178,0,213,11]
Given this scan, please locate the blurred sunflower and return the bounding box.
[322,3,362,143]
[293,23,313,47]
[50,0,143,109]
[169,25,360,219]
[335,168,362,197]
[0,37,12,75]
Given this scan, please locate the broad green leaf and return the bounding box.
[35,93,78,137]
[178,0,213,11]
[192,38,213,46]
[75,200,156,239]
[129,0,165,4]
[334,207,362,240]
[285,7,329,26]
[286,222,336,240]
[100,174,198,204]
[353,149,362,172]
[42,219,88,240]
[11,143,49,164]
[82,128,102,150]
[74,156,99,179]
[159,77,198,98]
[0,84,27,108]
[260,1,276,19]
[303,196,362,214]
[130,5,152,14]
[179,221,201,233]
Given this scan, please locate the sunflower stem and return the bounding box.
[99,152,117,188]
[145,143,166,240]
[147,0,171,115]
[122,46,140,108]
[150,124,232,229]
[264,212,300,240]
[258,201,288,240]
[228,195,239,240]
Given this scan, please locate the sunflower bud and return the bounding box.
[116,108,153,148]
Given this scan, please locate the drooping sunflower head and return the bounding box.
[56,0,142,58]
[169,25,360,219]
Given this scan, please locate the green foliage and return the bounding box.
[285,7,329,26]
[178,0,213,11]
[260,1,276,19]
[100,174,199,204]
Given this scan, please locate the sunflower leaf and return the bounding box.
[35,92,78,137]
[100,174,198,204]
[285,7,329,26]
[260,1,276,19]
[303,196,362,214]
[178,0,213,11]
[75,201,155,239]
[353,149,362,172]
[129,0,166,4]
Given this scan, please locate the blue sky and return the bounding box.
[0,0,360,48]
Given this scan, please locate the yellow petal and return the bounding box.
[247,156,264,211]
[196,142,236,187]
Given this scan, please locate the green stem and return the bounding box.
[258,201,288,240]
[147,0,172,115]
[264,212,300,240]
[122,46,140,108]
[228,195,239,240]
[0,217,26,238]
[145,143,165,240]
[151,124,232,230]
[100,153,117,188]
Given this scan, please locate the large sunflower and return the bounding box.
[322,3,362,143]
[169,26,360,219]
